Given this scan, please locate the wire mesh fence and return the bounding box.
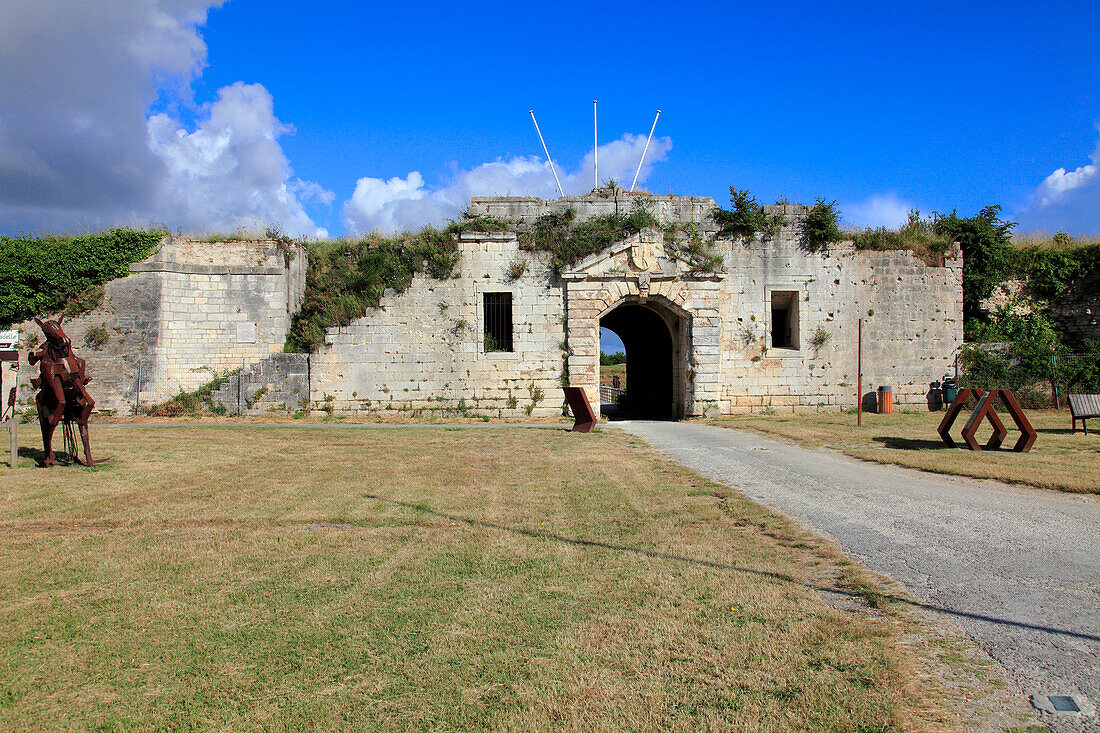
[958,345,1100,408]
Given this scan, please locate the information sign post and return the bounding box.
[0,329,19,469]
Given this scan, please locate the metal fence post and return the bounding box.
[1051,352,1060,409]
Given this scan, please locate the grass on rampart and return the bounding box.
[0,425,988,731]
[844,212,954,266]
[702,410,1100,494]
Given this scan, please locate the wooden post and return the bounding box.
[857,318,863,427]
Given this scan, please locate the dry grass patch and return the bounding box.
[0,426,992,730]
[701,410,1100,494]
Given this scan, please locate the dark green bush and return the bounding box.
[0,228,163,326]
[711,188,782,241]
[936,206,1015,326]
[799,199,842,252]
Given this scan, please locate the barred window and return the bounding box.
[483,292,513,352]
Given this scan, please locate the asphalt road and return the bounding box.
[612,420,1100,731]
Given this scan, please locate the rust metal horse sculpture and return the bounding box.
[29,316,96,466]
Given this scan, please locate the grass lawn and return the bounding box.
[702,409,1100,494]
[0,425,999,731]
[600,362,626,388]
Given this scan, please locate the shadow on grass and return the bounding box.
[872,437,948,451]
[872,436,1055,453]
[363,493,1100,644]
[18,446,47,465]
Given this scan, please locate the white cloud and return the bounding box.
[148,82,330,237]
[841,193,914,229]
[343,133,673,234]
[1016,124,1100,233]
[0,0,327,237]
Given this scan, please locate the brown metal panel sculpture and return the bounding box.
[939,387,1036,453]
[29,316,96,466]
[960,390,1010,451]
[563,386,597,433]
[938,388,985,448]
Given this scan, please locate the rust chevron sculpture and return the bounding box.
[938,388,1036,453]
[563,386,597,433]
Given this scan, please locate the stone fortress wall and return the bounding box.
[9,194,964,418]
[10,237,305,414]
[309,195,963,417]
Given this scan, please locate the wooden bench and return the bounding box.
[1068,394,1100,435]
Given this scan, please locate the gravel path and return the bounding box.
[612,420,1100,731]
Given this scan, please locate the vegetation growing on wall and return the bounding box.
[798,199,842,252]
[519,205,661,274]
[283,216,514,353]
[0,228,163,327]
[146,371,236,416]
[711,187,784,241]
[1008,233,1100,299]
[847,210,954,265]
[953,216,1100,402]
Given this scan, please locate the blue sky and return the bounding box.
[2,1,1099,236]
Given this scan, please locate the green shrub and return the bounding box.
[599,352,626,366]
[0,228,163,326]
[84,325,110,349]
[711,187,783,241]
[1009,236,1100,299]
[936,206,1016,326]
[799,199,842,252]
[147,371,235,416]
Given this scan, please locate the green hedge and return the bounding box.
[0,228,163,326]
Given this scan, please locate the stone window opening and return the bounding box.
[770,291,799,350]
[483,292,513,352]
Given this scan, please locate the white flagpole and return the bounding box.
[630,110,662,192]
[593,100,598,190]
[529,110,564,197]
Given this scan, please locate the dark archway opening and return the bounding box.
[600,303,675,420]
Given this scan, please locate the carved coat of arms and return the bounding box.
[629,243,653,272]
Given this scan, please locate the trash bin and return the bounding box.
[877,385,893,414]
[942,377,957,407]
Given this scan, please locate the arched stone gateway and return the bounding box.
[599,297,690,419]
[562,228,725,419]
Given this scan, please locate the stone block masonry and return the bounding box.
[7,193,963,419]
[212,353,310,415]
[309,231,567,418]
[10,237,306,414]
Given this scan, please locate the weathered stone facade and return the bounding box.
[310,195,963,417]
[10,237,305,413]
[11,194,964,418]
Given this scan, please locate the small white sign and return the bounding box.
[0,330,18,348]
[235,321,256,344]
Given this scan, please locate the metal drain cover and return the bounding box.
[1031,693,1094,717]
